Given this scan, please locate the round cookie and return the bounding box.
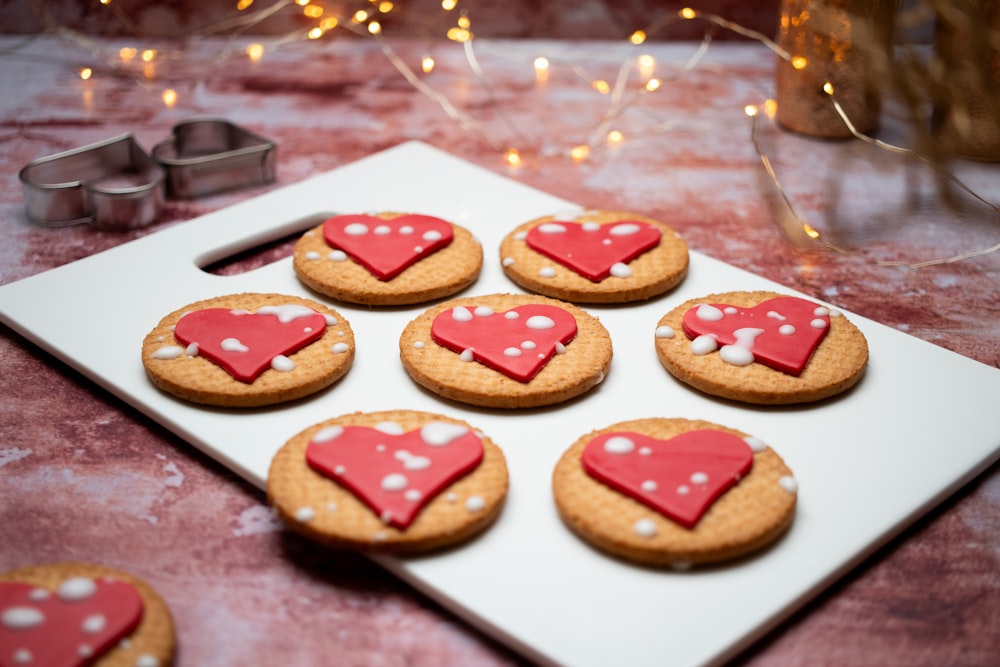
[654,290,868,405]
[552,417,797,568]
[293,211,482,306]
[267,410,508,554]
[499,209,688,303]
[399,293,612,409]
[142,292,355,407]
[0,561,176,666]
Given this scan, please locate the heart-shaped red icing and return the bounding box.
[306,422,484,529]
[681,296,831,376]
[525,219,661,281]
[430,304,578,383]
[323,214,454,281]
[173,304,328,383]
[582,429,754,528]
[0,577,144,667]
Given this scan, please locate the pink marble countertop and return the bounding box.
[1,33,998,666]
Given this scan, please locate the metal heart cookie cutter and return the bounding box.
[18,118,276,231]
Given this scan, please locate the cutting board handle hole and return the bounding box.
[197,212,332,276]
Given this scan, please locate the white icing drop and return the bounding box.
[328,250,347,261]
[503,347,522,357]
[135,655,161,667]
[633,518,657,538]
[609,262,632,278]
[502,257,515,266]
[724,306,738,315]
[334,465,346,475]
[152,346,184,360]
[779,324,796,335]
[375,421,405,435]
[525,315,555,330]
[82,614,107,634]
[185,343,199,356]
[814,306,830,317]
[421,422,470,446]
[395,450,432,470]
[641,480,657,492]
[344,222,369,235]
[381,473,408,491]
[28,589,48,601]
[690,472,709,485]
[465,496,485,512]
[520,340,537,350]
[514,231,528,240]
[13,649,32,664]
[460,349,475,361]
[743,436,767,452]
[505,311,520,320]
[473,306,494,317]
[412,340,425,349]
[639,447,652,456]
[810,318,828,329]
[609,223,642,236]
[451,307,474,322]
[332,342,350,353]
[257,304,321,323]
[654,325,675,339]
[445,492,458,502]
[373,224,391,235]
[271,355,295,372]
[324,314,338,326]
[603,436,635,454]
[552,210,581,221]
[539,267,557,278]
[582,221,601,232]
[295,507,315,522]
[719,327,765,367]
[779,476,799,494]
[555,341,566,354]
[690,334,718,355]
[58,577,96,601]
[399,225,414,234]
[313,426,344,443]
[766,310,786,321]
[305,251,321,260]
[696,304,725,321]
[2,606,44,629]
[538,222,567,234]
[405,489,422,502]
[221,337,249,353]
[677,485,690,495]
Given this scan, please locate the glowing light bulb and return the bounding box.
[446,27,471,42]
[78,67,93,80]
[802,224,820,239]
[246,43,264,61]
[320,17,338,30]
[791,55,808,70]
[162,88,177,107]
[368,20,381,34]
[457,15,470,29]
[118,47,136,62]
[295,0,309,5]
[644,78,661,92]
[308,27,323,39]
[592,79,610,94]
[353,9,369,22]
[141,49,156,62]
[534,56,550,71]
[680,7,696,19]
[823,81,835,95]
[607,130,624,144]
[629,30,646,45]
[504,148,521,167]
[744,104,758,117]
[378,1,394,12]
[570,145,590,162]
[421,55,435,73]
[303,4,323,18]
[99,0,111,5]
[441,0,456,9]
[237,0,253,10]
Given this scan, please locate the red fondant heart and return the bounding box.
[526,219,661,281]
[0,577,144,667]
[174,304,328,383]
[681,296,831,375]
[323,214,454,281]
[306,422,484,529]
[582,429,754,528]
[430,304,578,383]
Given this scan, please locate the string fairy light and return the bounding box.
[19,0,997,267]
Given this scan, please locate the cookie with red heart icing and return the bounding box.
[0,561,175,667]
[552,417,797,568]
[654,290,868,404]
[399,293,612,409]
[142,292,355,407]
[267,410,508,553]
[293,212,483,306]
[500,209,688,303]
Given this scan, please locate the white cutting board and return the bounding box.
[3,141,999,667]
